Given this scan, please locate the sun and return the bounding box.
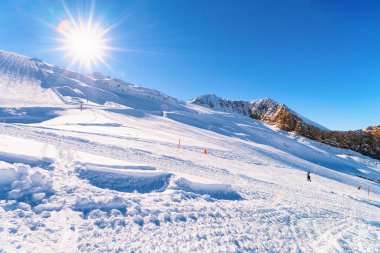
[49,2,123,72]
[64,22,107,67]
[56,18,110,70]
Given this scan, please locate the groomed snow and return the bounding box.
[0,50,379,252]
[0,105,379,252]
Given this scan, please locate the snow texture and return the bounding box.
[0,50,379,252]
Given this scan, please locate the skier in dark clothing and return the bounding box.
[307,171,311,182]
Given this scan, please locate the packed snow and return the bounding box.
[0,50,379,252]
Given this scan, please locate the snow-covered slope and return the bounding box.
[0,50,379,252]
[0,50,183,112]
[0,51,62,106]
[192,95,380,160]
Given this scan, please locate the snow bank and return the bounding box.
[0,135,55,168]
[0,161,53,202]
[176,178,243,200]
[76,166,172,193]
[73,196,129,214]
[0,107,63,124]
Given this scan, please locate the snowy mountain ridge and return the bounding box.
[192,94,328,130]
[0,50,180,109]
[192,94,380,160]
[190,93,252,116]
[1,49,379,159]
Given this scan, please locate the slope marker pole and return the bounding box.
[368,186,370,199]
[2,115,5,134]
[177,138,181,157]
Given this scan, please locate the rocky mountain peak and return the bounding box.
[192,94,380,159]
[191,94,252,116]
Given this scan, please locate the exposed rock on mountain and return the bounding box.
[191,94,251,116]
[313,126,380,160]
[192,94,380,160]
[250,98,328,131]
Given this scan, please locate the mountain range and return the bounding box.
[0,49,379,160]
[192,95,380,160]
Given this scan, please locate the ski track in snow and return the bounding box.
[0,108,379,252]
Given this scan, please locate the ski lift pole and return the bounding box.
[312,162,319,174]
[368,186,370,199]
[2,115,5,133]
[177,138,181,157]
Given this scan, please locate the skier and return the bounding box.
[307,171,311,182]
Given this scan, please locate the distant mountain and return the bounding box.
[1,49,379,160]
[191,94,327,130]
[190,94,251,116]
[312,125,380,160]
[0,50,182,111]
[192,94,380,160]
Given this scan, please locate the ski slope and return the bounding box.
[0,105,379,252]
[0,50,379,252]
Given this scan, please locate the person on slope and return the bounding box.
[307,171,311,182]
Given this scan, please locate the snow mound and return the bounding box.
[0,162,54,202]
[73,196,129,214]
[81,163,156,171]
[76,166,172,193]
[0,107,63,124]
[175,178,243,200]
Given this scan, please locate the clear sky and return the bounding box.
[0,0,379,130]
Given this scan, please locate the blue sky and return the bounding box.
[0,0,379,130]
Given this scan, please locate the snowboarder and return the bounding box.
[357,185,361,190]
[307,171,311,182]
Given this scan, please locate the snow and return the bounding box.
[175,178,243,200]
[76,165,172,193]
[0,50,379,252]
[0,162,53,202]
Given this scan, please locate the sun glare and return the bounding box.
[61,22,107,69]
[54,4,114,71]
